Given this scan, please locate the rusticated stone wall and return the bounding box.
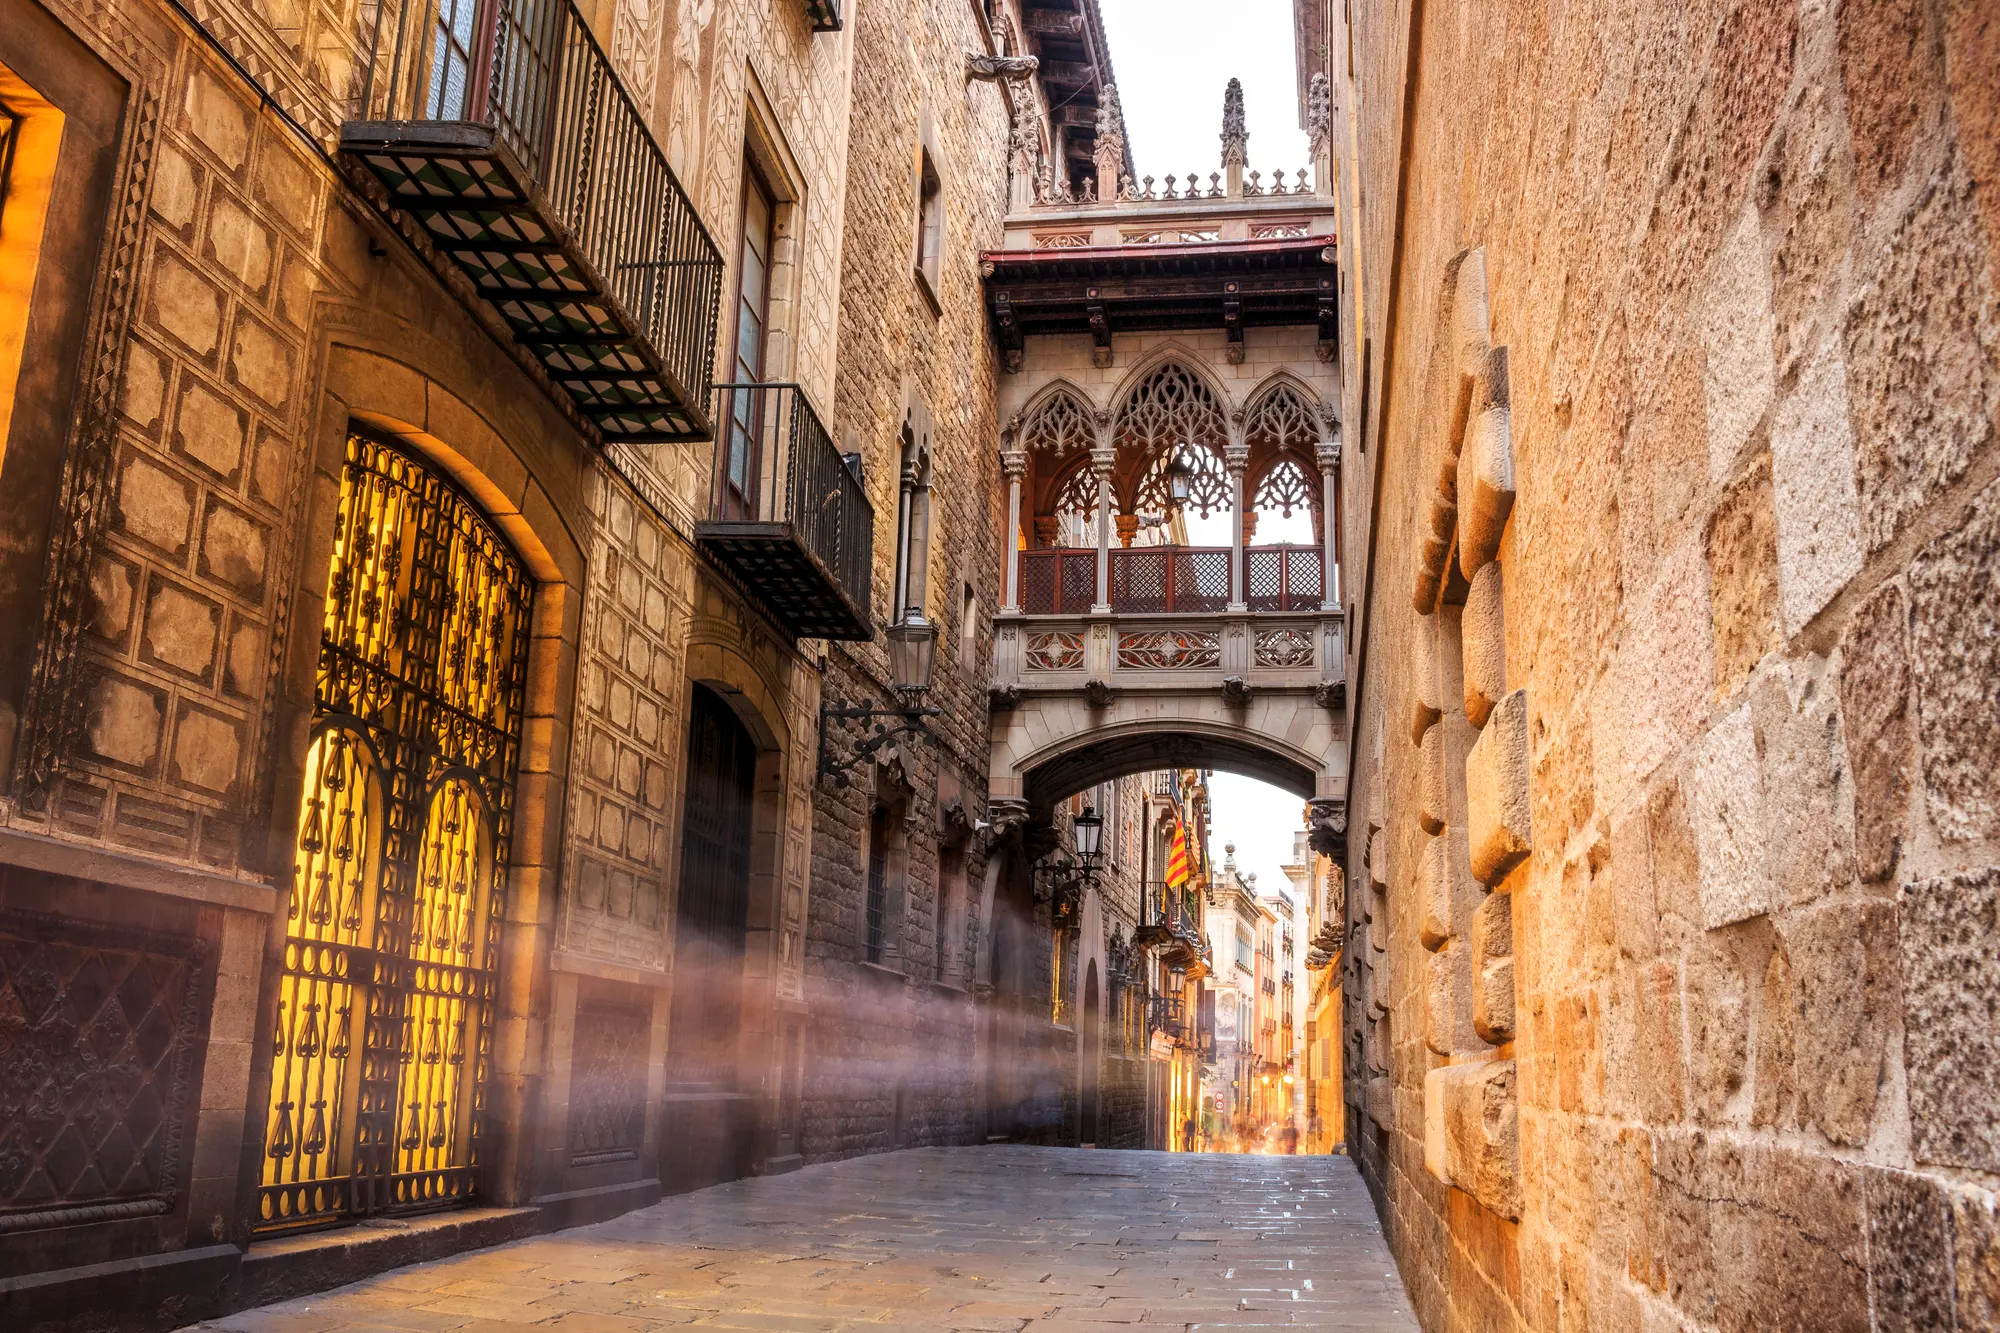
[1320,0,2000,1327]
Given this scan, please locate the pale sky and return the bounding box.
[1096,0,1312,188]
[1096,1,1319,887]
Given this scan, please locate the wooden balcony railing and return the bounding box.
[343,0,723,443]
[696,382,874,641]
[1016,545,1324,615]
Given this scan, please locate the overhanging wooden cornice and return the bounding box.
[981,235,1339,348]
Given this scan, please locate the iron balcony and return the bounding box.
[698,382,874,641]
[341,0,723,444]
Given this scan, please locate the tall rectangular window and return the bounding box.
[720,167,776,518]
[913,147,942,306]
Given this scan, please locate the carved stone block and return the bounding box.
[1427,1059,1522,1219]
[1420,724,1448,835]
[1466,689,1532,885]
[1420,834,1451,950]
[1457,346,1515,579]
[1425,948,1453,1055]
[1463,561,1506,727]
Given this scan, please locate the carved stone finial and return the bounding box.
[1307,72,1332,156]
[1093,84,1126,195]
[1220,77,1249,168]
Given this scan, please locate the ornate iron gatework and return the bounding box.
[259,433,533,1233]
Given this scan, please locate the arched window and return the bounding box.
[261,432,533,1233]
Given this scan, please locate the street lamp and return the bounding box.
[883,612,937,696]
[1073,805,1103,864]
[817,609,943,785]
[1163,452,1194,512]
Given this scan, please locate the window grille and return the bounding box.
[260,433,532,1233]
[865,807,890,964]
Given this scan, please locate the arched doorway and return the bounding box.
[668,685,758,1089]
[1080,962,1101,1146]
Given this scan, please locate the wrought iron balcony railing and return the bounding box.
[343,0,723,444]
[697,382,874,641]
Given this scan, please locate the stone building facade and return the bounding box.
[1308,0,2000,1326]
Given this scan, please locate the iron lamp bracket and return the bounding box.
[818,696,941,786]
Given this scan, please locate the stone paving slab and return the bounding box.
[183,1148,1418,1333]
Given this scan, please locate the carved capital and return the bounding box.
[1315,430,1343,472]
[1000,447,1028,479]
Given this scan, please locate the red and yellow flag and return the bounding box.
[1166,820,1191,888]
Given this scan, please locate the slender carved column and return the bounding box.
[1091,445,1116,614]
[1226,414,1249,613]
[1001,441,1027,613]
[1317,425,1342,608]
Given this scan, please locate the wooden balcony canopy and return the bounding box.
[981,234,1339,359]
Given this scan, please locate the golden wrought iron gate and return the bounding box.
[259,433,534,1232]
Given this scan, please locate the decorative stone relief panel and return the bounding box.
[556,472,693,971]
[16,24,332,875]
[1025,632,1084,671]
[1117,629,1220,670]
[1254,627,1314,669]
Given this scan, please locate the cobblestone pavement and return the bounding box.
[192,1147,1418,1332]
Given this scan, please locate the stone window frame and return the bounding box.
[735,74,809,384]
[910,105,944,318]
[888,392,934,625]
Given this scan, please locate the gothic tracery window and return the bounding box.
[262,433,532,1233]
[1019,387,1095,459]
[1114,360,1229,460]
[1243,381,1320,455]
[1254,456,1315,518]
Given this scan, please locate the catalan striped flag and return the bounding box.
[1166,819,1191,889]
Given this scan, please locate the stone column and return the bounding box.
[1002,444,1026,613]
[1316,428,1342,608]
[1091,444,1116,614]
[1226,420,1249,613]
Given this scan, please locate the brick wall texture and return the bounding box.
[1327,0,2000,1328]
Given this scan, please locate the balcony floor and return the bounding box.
[697,519,872,641]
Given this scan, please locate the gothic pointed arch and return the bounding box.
[1243,375,1327,537]
[1015,381,1099,461]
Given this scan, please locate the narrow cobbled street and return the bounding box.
[189,1148,1416,1332]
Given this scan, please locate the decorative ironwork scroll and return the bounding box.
[260,433,533,1233]
[0,911,208,1233]
[567,1001,649,1164]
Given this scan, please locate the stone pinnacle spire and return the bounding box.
[1221,77,1249,168]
